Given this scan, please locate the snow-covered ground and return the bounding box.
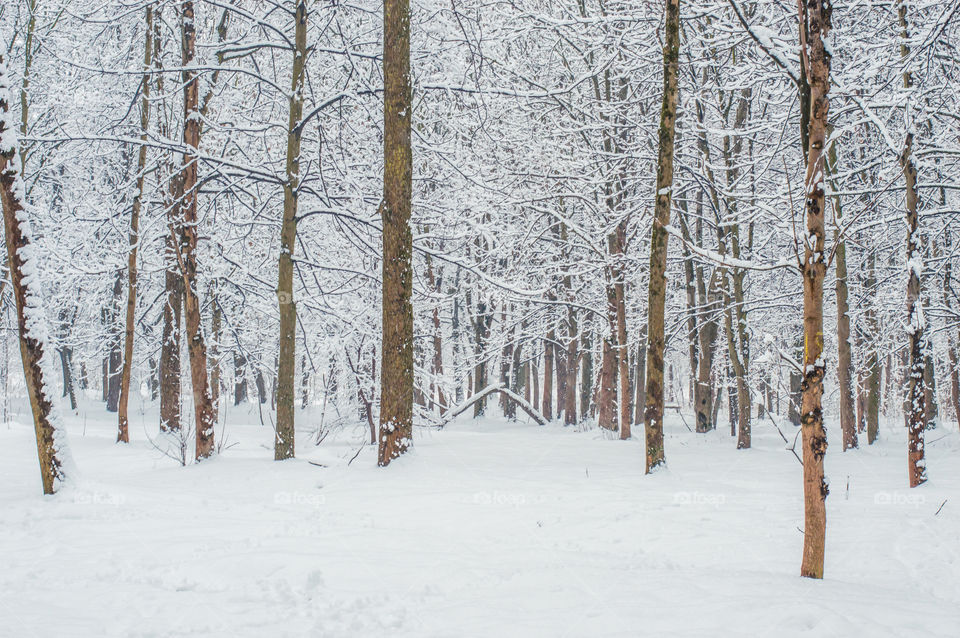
[1,397,958,637]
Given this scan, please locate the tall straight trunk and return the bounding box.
[950,346,960,427]
[864,251,880,442]
[160,230,182,431]
[565,309,578,426]
[643,0,679,473]
[827,134,857,450]
[471,295,491,417]
[1,57,72,493]
[898,0,927,487]
[178,0,216,460]
[718,88,752,449]
[678,211,698,407]
[156,4,181,434]
[923,339,937,429]
[945,233,960,426]
[542,331,554,421]
[275,0,307,461]
[580,331,592,420]
[118,5,153,444]
[209,292,221,421]
[531,359,540,416]
[555,338,567,421]
[615,233,630,440]
[799,0,831,579]
[377,0,414,466]
[596,337,615,429]
[426,253,446,414]
[695,271,720,431]
[105,273,123,412]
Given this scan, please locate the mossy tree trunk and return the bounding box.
[643,0,680,473]
[377,0,414,466]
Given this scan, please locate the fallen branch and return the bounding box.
[442,384,547,427]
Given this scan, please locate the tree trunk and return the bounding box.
[898,0,927,487]
[105,272,123,413]
[234,351,248,405]
[118,5,153,444]
[160,229,182,431]
[799,0,830,579]
[564,311,578,427]
[426,254,446,414]
[0,59,73,493]
[596,337,616,429]
[377,0,414,466]
[157,10,181,434]
[209,292,221,421]
[695,271,720,431]
[58,347,77,410]
[864,251,880,443]
[827,132,857,450]
[178,0,216,460]
[275,0,307,461]
[643,0,679,473]
[542,331,554,421]
[580,331,592,420]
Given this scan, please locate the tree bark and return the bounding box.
[828,137,857,451]
[377,0,414,466]
[275,0,307,461]
[543,331,554,421]
[118,5,153,444]
[898,0,927,487]
[643,0,680,473]
[799,0,831,579]
[1,56,72,493]
[105,272,123,412]
[178,0,216,460]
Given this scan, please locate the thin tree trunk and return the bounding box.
[377,0,414,466]
[426,253,446,414]
[827,132,857,450]
[615,230,630,440]
[643,0,679,473]
[210,292,221,421]
[799,0,831,579]
[597,336,616,430]
[864,250,880,442]
[580,331,592,420]
[565,309,578,426]
[118,5,153,444]
[105,273,123,412]
[275,0,307,461]
[543,331,554,421]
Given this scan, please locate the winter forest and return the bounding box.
[1,0,959,634]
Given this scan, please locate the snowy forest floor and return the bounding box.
[1,397,958,637]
